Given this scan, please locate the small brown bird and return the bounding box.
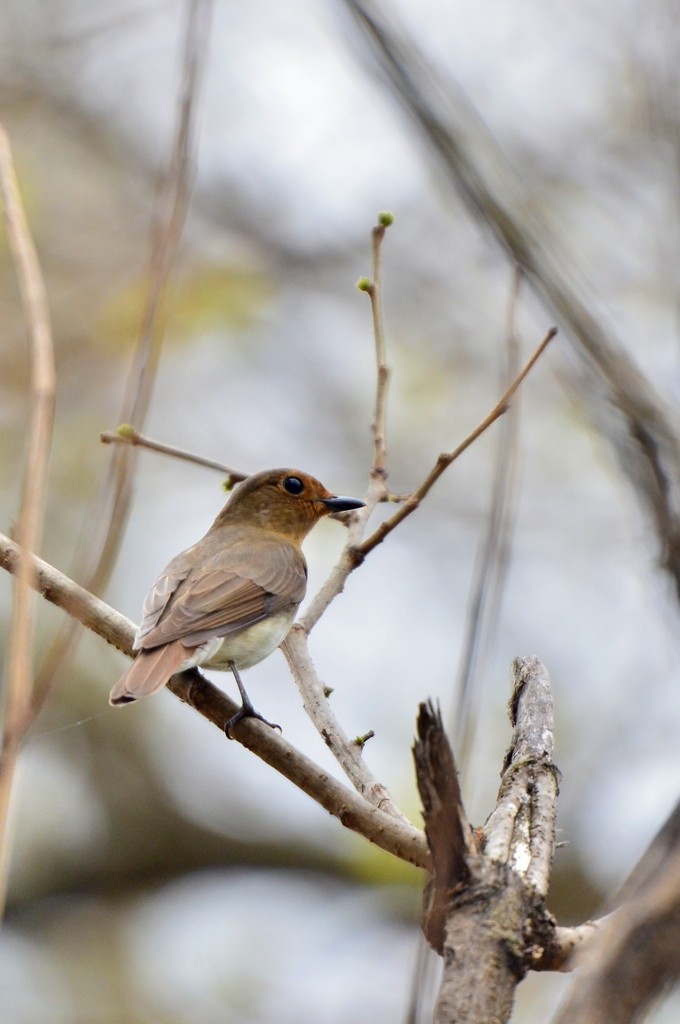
[109,468,365,732]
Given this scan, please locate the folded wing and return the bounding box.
[110,528,307,706]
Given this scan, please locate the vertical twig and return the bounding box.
[299,212,395,633]
[367,212,391,479]
[32,0,214,715]
[281,213,403,818]
[453,265,523,768]
[0,126,56,915]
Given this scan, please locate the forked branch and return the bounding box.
[359,327,556,558]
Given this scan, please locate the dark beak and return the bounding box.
[320,495,366,512]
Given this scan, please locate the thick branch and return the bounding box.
[0,533,429,870]
[414,658,566,1023]
[484,656,557,897]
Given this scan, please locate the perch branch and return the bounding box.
[0,126,56,915]
[0,533,429,870]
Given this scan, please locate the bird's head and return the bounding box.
[212,469,366,541]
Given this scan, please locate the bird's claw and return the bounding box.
[224,702,282,739]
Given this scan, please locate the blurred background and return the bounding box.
[2,0,680,1020]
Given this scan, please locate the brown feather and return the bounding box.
[134,527,306,651]
[109,640,189,705]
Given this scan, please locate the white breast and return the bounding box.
[179,609,297,674]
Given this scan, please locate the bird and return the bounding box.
[109,468,365,734]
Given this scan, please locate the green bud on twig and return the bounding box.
[353,730,375,750]
[357,277,372,292]
[117,423,137,440]
[323,686,334,698]
[378,211,394,226]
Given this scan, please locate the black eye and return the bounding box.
[283,476,304,495]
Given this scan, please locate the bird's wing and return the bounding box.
[135,573,187,648]
[135,535,307,651]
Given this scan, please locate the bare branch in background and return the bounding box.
[0,532,430,870]
[34,0,215,713]
[100,424,248,488]
[0,125,56,915]
[552,798,680,1023]
[341,0,680,608]
[453,264,523,768]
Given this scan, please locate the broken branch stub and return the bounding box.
[415,657,562,1024]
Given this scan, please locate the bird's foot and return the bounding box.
[224,698,282,739]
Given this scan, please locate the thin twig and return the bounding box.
[300,213,394,633]
[365,212,392,478]
[282,626,410,824]
[0,533,430,870]
[534,919,608,973]
[283,215,403,812]
[33,0,214,716]
[359,326,556,558]
[0,126,56,916]
[100,425,248,487]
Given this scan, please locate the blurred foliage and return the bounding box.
[98,262,271,353]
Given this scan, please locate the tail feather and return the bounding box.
[109,641,189,706]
